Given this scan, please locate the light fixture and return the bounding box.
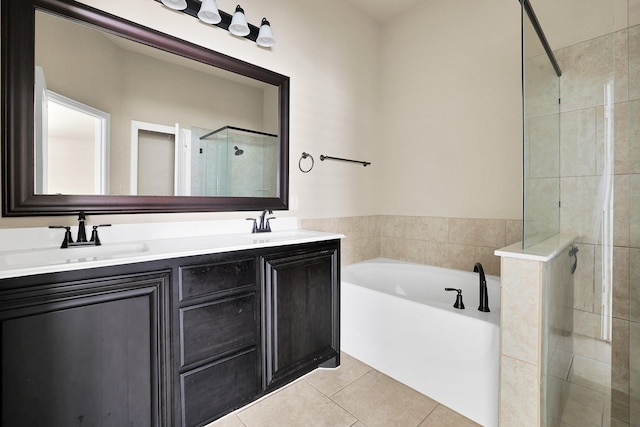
[257,18,275,47]
[198,0,221,24]
[158,0,276,47]
[229,5,250,37]
[160,0,187,11]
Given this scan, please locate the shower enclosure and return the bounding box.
[191,126,278,197]
[522,0,639,425]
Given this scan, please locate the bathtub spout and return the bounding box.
[474,262,490,312]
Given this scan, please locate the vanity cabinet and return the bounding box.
[0,268,171,426]
[0,239,340,427]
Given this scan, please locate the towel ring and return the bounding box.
[299,152,314,173]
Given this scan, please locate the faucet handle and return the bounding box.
[49,225,74,248]
[246,218,258,233]
[90,224,111,246]
[444,288,465,310]
[265,217,276,232]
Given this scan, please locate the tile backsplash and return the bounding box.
[302,215,522,276]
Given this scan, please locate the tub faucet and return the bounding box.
[474,262,490,312]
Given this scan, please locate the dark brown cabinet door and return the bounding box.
[262,244,340,390]
[0,272,170,427]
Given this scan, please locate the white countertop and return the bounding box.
[0,218,344,279]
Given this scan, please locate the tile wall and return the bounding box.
[497,243,575,427]
[301,215,522,276]
[548,23,640,426]
[499,256,544,427]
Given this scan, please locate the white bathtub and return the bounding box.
[341,258,500,427]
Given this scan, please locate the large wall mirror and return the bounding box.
[2,0,289,216]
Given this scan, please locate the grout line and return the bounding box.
[566,352,575,381]
[235,414,249,427]
[303,365,373,399]
[417,403,440,426]
[328,367,373,397]
[233,376,306,415]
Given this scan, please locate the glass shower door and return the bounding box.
[522,5,560,249]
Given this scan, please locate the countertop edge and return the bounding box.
[0,230,345,280]
[494,234,576,262]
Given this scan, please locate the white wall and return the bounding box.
[378,0,523,219]
[0,0,525,228]
[87,0,382,222]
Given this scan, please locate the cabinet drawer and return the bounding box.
[179,259,255,301]
[180,294,256,367]
[180,349,258,427]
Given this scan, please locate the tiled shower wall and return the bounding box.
[301,215,522,276]
[550,23,640,425]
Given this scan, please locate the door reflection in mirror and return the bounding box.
[34,67,109,195]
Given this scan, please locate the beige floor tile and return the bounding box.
[610,418,631,427]
[331,370,438,427]
[566,382,608,411]
[568,354,612,395]
[418,405,480,427]
[549,348,574,380]
[560,399,603,427]
[304,352,372,397]
[205,413,246,427]
[237,380,356,427]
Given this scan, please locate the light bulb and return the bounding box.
[257,18,275,47]
[160,0,187,11]
[229,5,250,37]
[198,0,221,24]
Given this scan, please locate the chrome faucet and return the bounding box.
[474,262,490,312]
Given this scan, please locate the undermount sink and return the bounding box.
[0,243,149,267]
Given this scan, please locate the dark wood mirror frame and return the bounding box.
[1,0,289,216]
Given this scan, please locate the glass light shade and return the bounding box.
[257,18,275,47]
[229,5,250,37]
[160,0,187,10]
[197,0,221,24]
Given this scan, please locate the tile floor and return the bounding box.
[206,352,479,427]
[549,332,637,427]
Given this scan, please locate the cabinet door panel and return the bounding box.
[180,293,256,367]
[1,275,168,427]
[180,349,258,427]
[263,247,339,389]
